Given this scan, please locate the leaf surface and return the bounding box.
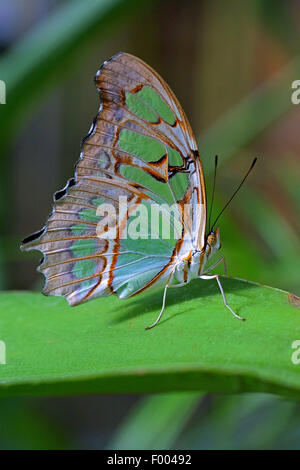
[0,278,299,398]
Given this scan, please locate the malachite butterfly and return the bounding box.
[21,52,253,329]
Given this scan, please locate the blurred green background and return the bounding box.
[0,0,300,450]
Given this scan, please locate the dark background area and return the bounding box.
[0,0,300,450]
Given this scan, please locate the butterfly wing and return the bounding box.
[21,52,207,305]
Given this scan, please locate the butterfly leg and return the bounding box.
[199,274,245,321]
[145,282,170,330]
[145,279,187,330]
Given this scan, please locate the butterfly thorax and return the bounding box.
[173,227,221,284]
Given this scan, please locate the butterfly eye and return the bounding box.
[207,233,216,247]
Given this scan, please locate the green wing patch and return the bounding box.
[125,91,158,123]
[126,86,176,125]
[119,129,165,162]
[71,239,98,258]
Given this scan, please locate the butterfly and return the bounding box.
[21,52,256,329]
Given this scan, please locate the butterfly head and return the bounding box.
[205,227,221,253]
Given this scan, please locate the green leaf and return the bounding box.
[0,277,300,398]
[109,393,201,450]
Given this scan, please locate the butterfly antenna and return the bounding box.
[210,157,257,232]
[208,155,218,233]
